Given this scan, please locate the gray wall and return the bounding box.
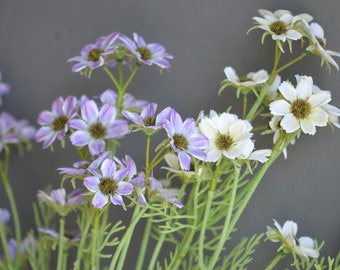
[0,0,339,268]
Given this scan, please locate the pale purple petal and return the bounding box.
[101,159,116,178]
[82,100,99,124]
[84,176,100,192]
[110,194,124,205]
[89,139,105,155]
[116,182,133,195]
[70,130,92,146]
[92,192,108,208]
[178,151,191,170]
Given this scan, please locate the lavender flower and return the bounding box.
[0,72,10,107]
[35,96,78,149]
[0,112,21,152]
[68,32,120,73]
[163,110,208,170]
[84,158,133,208]
[119,33,173,69]
[6,237,33,260]
[69,100,128,155]
[38,227,82,243]
[0,208,10,224]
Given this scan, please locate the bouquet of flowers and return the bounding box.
[1,9,340,270]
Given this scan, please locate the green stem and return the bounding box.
[265,253,284,270]
[275,51,308,74]
[135,218,152,270]
[91,211,101,270]
[109,206,146,270]
[121,64,140,93]
[207,164,240,269]
[102,65,120,91]
[148,229,166,270]
[0,221,12,268]
[56,215,66,270]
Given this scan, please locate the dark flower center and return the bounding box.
[173,134,188,151]
[52,116,68,131]
[137,47,152,60]
[238,76,252,83]
[270,21,287,35]
[291,99,312,119]
[143,116,156,126]
[79,163,90,169]
[87,49,103,62]
[99,177,118,196]
[64,232,75,240]
[88,123,107,139]
[215,134,234,151]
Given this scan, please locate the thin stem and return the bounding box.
[275,51,308,74]
[121,64,140,93]
[135,218,152,270]
[207,164,240,269]
[56,215,66,270]
[90,211,101,270]
[148,229,166,270]
[265,253,284,270]
[102,65,120,91]
[117,60,124,88]
[0,221,12,268]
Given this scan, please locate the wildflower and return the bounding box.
[84,158,133,208]
[68,32,120,74]
[249,9,312,52]
[69,100,128,155]
[37,188,84,215]
[266,219,319,259]
[35,96,78,149]
[58,151,111,176]
[269,76,331,135]
[122,103,172,133]
[0,208,10,224]
[198,111,254,162]
[119,32,173,69]
[5,237,33,260]
[162,153,197,183]
[0,112,21,152]
[302,21,340,70]
[163,110,208,170]
[38,227,81,243]
[222,67,268,89]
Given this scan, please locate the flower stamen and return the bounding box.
[138,47,152,60]
[88,123,107,139]
[87,49,103,62]
[290,99,311,119]
[270,21,287,35]
[173,134,188,151]
[215,134,234,151]
[99,177,118,196]
[52,116,68,131]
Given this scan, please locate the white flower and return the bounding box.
[302,21,340,70]
[198,112,254,162]
[249,9,311,52]
[266,219,319,260]
[223,66,268,88]
[269,76,331,135]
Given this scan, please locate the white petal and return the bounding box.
[279,81,297,101]
[300,118,316,135]
[295,76,313,99]
[269,100,291,116]
[309,108,328,127]
[281,220,298,237]
[281,114,300,133]
[224,66,239,82]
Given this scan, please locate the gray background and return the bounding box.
[0,0,339,268]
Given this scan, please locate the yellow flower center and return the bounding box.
[215,134,234,151]
[173,134,188,151]
[87,48,103,62]
[143,116,156,126]
[138,47,152,60]
[270,21,287,35]
[291,99,312,119]
[99,177,118,196]
[88,123,107,139]
[52,116,68,131]
[238,76,252,83]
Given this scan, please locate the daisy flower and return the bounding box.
[266,219,319,260]
[163,110,208,170]
[35,96,78,149]
[249,9,312,52]
[302,21,340,70]
[198,111,254,162]
[68,32,120,74]
[69,100,128,155]
[269,76,331,135]
[84,158,133,208]
[119,32,173,69]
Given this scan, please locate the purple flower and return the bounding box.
[84,158,133,208]
[37,188,84,215]
[119,33,173,69]
[13,119,36,142]
[122,103,172,131]
[100,89,148,112]
[35,96,78,149]
[58,151,111,176]
[0,208,10,224]
[69,100,128,155]
[68,32,120,73]
[0,112,21,152]
[6,237,33,259]
[38,227,82,243]
[149,177,183,208]
[163,110,208,170]
[0,72,10,106]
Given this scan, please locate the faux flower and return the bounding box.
[122,103,172,133]
[198,111,254,162]
[0,208,10,224]
[35,96,78,149]
[162,152,197,182]
[37,188,85,215]
[84,158,133,208]
[68,32,120,73]
[249,9,312,52]
[69,100,128,155]
[269,76,331,135]
[303,21,340,70]
[266,219,319,260]
[163,110,208,170]
[119,32,173,69]
[222,67,268,89]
